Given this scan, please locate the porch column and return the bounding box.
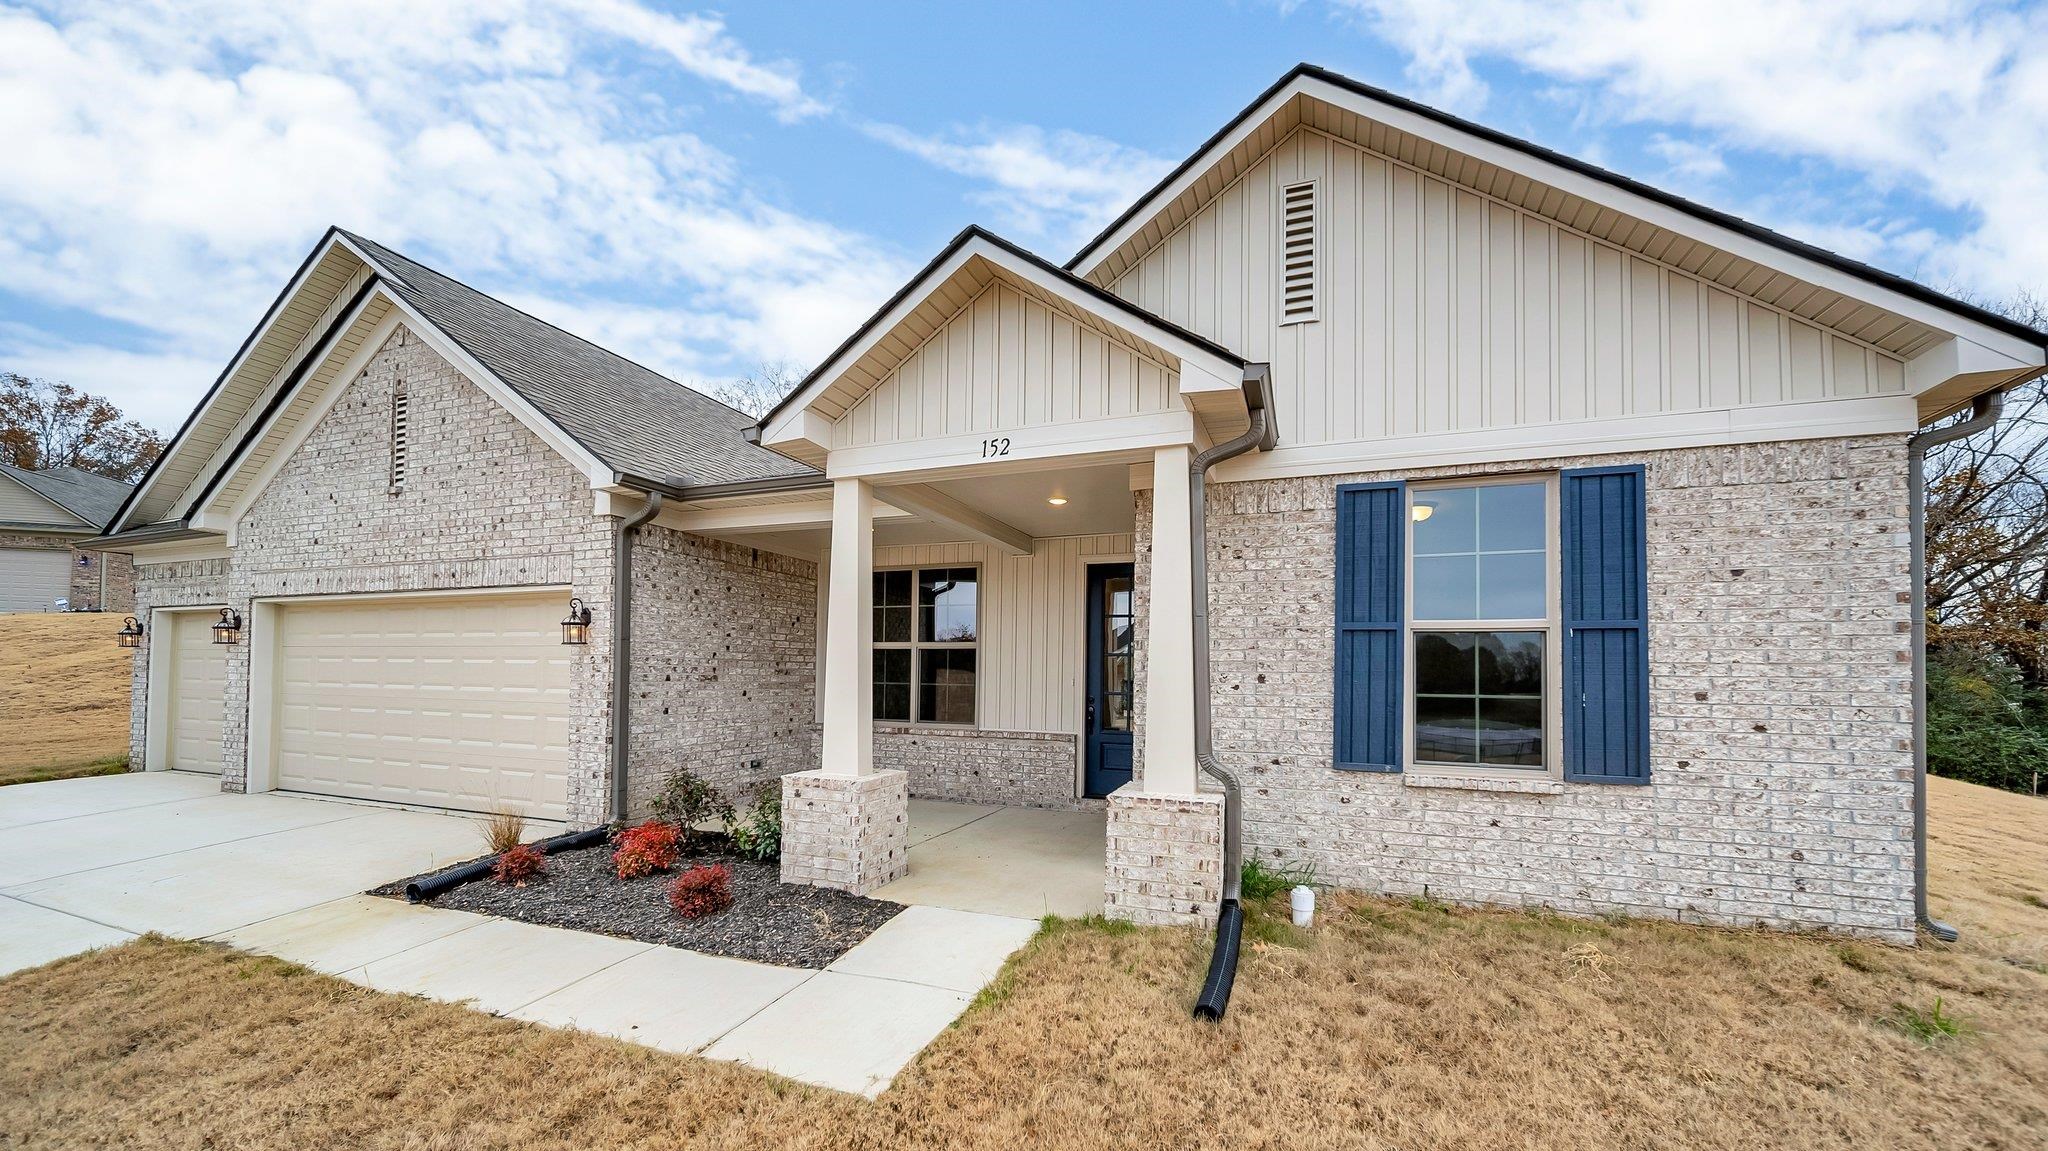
[1141,443,1198,794]
[820,477,874,776]
[1104,442,1225,928]
[781,476,909,894]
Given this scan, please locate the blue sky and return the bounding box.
[3,1,2043,432]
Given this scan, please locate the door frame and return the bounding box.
[143,604,229,773]
[1082,561,1136,799]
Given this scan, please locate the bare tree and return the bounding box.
[703,361,806,419]
[0,373,167,483]
[1925,291,2048,687]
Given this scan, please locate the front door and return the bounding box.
[1084,563,1136,798]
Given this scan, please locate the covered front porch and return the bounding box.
[684,229,1271,924]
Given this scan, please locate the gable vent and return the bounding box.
[1279,179,1318,325]
[388,379,410,495]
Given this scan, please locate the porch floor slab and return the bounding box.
[873,801,1106,919]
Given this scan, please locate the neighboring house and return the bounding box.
[96,65,2047,944]
[0,463,135,612]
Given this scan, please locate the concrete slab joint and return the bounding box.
[1103,785,1224,927]
[779,768,910,895]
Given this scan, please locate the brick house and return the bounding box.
[1,463,135,613]
[96,65,2046,943]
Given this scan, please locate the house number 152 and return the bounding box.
[981,437,1011,458]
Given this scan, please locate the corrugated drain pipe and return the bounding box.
[610,490,665,823]
[1192,364,1276,1021]
[1907,390,2005,943]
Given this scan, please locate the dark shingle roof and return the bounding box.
[339,231,817,488]
[1,463,134,528]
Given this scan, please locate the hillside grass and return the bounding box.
[0,613,133,782]
[0,777,2042,1150]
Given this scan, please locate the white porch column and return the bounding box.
[1141,443,1198,794]
[820,476,874,776]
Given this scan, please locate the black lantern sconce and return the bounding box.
[561,598,592,645]
[116,616,145,649]
[210,608,244,646]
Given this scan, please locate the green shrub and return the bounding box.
[1927,649,2048,795]
[649,767,734,836]
[723,781,781,862]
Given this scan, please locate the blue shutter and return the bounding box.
[1334,482,1403,772]
[1562,466,1650,784]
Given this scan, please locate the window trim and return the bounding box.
[872,563,981,728]
[1402,473,1563,781]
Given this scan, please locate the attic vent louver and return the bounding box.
[388,379,410,494]
[1279,179,1318,325]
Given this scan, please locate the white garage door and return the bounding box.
[0,546,70,613]
[166,611,228,773]
[276,592,571,819]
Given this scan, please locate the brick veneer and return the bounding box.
[1104,787,1224,926]
[779,768,910,894]
[1166,434,1918,941]
[876,725,1090,810]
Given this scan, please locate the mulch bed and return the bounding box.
[372,835,902,969]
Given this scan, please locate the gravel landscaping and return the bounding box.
[374,836,902,968]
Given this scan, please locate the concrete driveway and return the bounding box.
[0,771,497,976]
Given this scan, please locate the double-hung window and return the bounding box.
[1406,477,1559,775]
[873,566,978,725]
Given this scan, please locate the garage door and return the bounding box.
[166,611,228,773]
[0,546,70,613]
[276,592,571,819]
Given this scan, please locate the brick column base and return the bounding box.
[1104,786,1224,927]
[779,769,909,895]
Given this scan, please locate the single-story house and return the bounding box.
[1,463,135,613]
[93,65,2047,943]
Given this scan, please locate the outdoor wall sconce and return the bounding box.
[116,616,144,649]
[561,598,592,645]
[210,608,244,646]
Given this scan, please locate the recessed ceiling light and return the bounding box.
[1047,496,1068,506]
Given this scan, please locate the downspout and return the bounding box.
[1907,390,2005,943]
[1191,365,1276,1021]
[609,490,665,823]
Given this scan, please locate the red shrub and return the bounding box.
[613,820,682,880]
[492,843,546,885]
[667,864,733,919]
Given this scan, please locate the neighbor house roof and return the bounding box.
[337,232,817,489]
[1,463,134,528]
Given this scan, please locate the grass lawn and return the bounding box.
[0,613,134,785]
[1,776,2042,1150]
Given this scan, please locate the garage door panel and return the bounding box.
[275,593,571,819]
[0,547,72,613]
[165,612,227,774]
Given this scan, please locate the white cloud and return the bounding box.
[1331,0,2048,300]
[0,0,873,430]
[1646,134,1726,182]
[862,121,1173,249]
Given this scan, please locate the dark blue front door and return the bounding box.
[1085,563,1136,798]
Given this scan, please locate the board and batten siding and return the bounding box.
[1106,127,1909,448]
[833,282,1179,449]
[848,532,1136,734]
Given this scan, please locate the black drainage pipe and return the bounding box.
[1192,899,1244,1021]
[402,825,607,903]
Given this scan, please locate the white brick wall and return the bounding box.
[1104,787,1224,926]
[1142,435,1917,941]
[779,768,910,893]
[876,725,1090,809]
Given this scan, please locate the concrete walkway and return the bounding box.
[0,772,1042,1097]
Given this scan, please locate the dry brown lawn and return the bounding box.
[0,612,134,782]
[1,777,2043,1150]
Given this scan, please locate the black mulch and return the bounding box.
[371,835,902,969]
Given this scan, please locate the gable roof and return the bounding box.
[1,463,133,528]
[1069,63,2048,361]
[337,233,815,490]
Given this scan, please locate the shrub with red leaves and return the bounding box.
[613,820,682,880]
[667,863,733,919]
[492,843,546,885]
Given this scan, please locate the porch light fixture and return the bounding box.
[1411,500,1436,523]
[561,598,592,645]
[210,608,243,646]
[1046,496,1068,506]
[115,616,144,649]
